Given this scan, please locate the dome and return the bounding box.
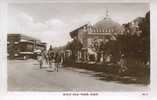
[92,17,123,33]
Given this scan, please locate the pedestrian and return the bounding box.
[37,49,44,69]
[118,54,128,74]
[43,49,49,64]
[60,51,64,68]
[55,52,61,72]
[48,46,55,70]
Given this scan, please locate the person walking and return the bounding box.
[55,52,61,72]
[48,45,55,70]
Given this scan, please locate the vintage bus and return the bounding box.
[7,33,46,59]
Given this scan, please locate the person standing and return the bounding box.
[60,51,64,68]
[118,54,128,74]
[43,48,49,64]
[37,49,44,69]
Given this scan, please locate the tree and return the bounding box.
[138,11,150,63]
[66,38,83,63]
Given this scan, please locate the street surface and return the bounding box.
[8,59,149,91]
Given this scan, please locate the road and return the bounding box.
[8,59,149,91]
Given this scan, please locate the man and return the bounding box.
[48,45,55,69]
[43,48,48,64]
[118,54,128,74]
[55,52,61,72]
[37,49,44,69]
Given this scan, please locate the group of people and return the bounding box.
[37,46,63,72]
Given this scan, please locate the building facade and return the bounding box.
[69,12,123,63]
[7,33,46,59]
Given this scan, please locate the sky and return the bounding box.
[7,3,149,47]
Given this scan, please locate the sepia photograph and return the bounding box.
[7,2,150,92]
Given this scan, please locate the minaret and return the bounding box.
[105,9,110,19]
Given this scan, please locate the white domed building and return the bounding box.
[69,11,124,63]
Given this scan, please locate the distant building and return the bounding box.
[7,33,46,59]
[69,10,123,62]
